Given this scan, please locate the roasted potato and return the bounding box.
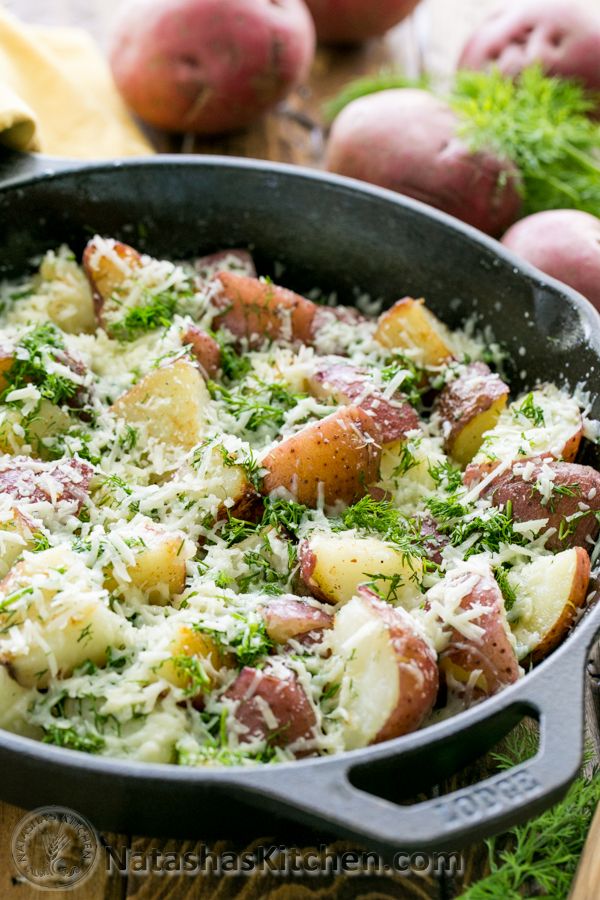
[375,297,456,367]
[330,593,438,748]
[481,459,600,551]
[435,568,520,700]
[0,547,123,687]
[308,361,420,444]
[83,237,142,328]
[262,595,333,644]
[0,457,93,512]
[181,325,221,379]
[223,665,317,751]
[111,359,210,461]
[435,362,510,466]
[470,385,582,469]
[506,547,591,662]
[299,532,423,608]
[261,406,381,508]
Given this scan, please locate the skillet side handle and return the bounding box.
[243,638,590,854]
[0,150,79,187]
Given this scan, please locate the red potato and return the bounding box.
[326,89,522,237]
[261,406,382,508]
[195,250,256,284]
[181,325,221,379]
[223,665,317,750]
[308,362,421,444]
[375,297,455,367]
[109,0,315,135]
[435,362,510,466]
[304,0,421,44]
[82,237,142,327]
[502,210,600,311]
[481,459,600,552]
[0,457,93,512]
[459,1,600,100]
[330,593,438,748]
[262,595,333,644]
[436,568,520,700]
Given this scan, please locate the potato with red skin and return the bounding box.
[223,665,317,750]
[435,362,510,466]
[109,0,315,135]
[458,1,600,100]
[195,250,256,284]
[305,0,421,45]
[181,325,221,379]
[0,457,93,512]
[502,211,600,311]
[480,459,600,552]
[308,362,420,445]
[330,592,438,748]
[261,406,382,508]
[262,595,333,644]
[435,568,520,701]
[326,90,522,237]
[82,237,142,327]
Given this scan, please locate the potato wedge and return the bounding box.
[507,547,591,663]
[223,665,317,751]
[471,384,582,468]
[434,568,520,699]
[160,625,229,691]
[214,272,318,348]
[308,362,420,444]
[111,359,209,459]
[435,362,509,466]
[0,457,93,512]
[181,325,221,378]
[262,595,333,644]
[482,459,600,552]
[0,547,123,687]
[375,297,455,366]
[330,593,438,748]
[83,236,142,327]
[261,406,381,508]
[104,521,194,604]
[299,532,423,608]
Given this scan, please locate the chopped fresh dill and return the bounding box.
[514,392,545,427]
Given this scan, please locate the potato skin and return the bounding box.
[308,362,420,444]
[83,238,142,327]
[223,665,316,750]
[459,1,600,98]
[109,0,315,135]
[305,0,421,44]
[0,457,93,512]
[436,362,509,466]
[181,325,221,379]
[438,570,520,699]
[482,460,600,551]
[327,89,522,237]
[261,406,382,508]
[262,596,333,644]
[502,210,600,311]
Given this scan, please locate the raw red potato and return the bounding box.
[479,459,600,552]
[436,568,520,700]
[82,237,142,327]
[326,89,522,237]
[502,210,600,311]
[260,406,382,508]
[308,362,420,445]
[262,595,333,644]
[458,1,600,100]
[181,325,221,379]
[109,0,315,135]
[0,457,93,512]
[507,547,591,663]
[305,0,421,45]
[330,592,438,747]
[195,250,256,284]
[435,362,510,466]
[223,665,317,750]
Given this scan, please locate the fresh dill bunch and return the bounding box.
[461,728,600,899]
[323,70,429,122]
[451,65,600,217]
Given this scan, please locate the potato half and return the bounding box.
[375,297,455,367]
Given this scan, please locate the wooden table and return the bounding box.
[2,1,600,897]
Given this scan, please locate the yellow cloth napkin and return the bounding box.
[0,7,153,158]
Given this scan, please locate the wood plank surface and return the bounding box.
[0,1,599,898]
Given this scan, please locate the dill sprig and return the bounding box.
[110,290,180,341]
[2,323,79,408]
[208,377,306,433]
[337,496,426,558]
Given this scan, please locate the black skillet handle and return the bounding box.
[0,149,81,187]
[242,609,600,853]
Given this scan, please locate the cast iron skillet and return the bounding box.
[0,151,599,855]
